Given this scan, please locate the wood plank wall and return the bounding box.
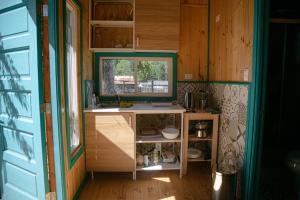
[42,0,56,192]
[58,1,86,199]
[81,0,93,80]
[178,0,208,80]
[209,0,254,82]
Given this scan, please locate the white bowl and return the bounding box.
[188,148,202,159]
[161,128,180,139]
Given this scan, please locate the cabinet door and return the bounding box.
[209,0,253,82]
[178,4,208,81]
[85,113,135,172]
[135,0,180,51]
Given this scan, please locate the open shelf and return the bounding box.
[188,134,212,141]
[136,159,180,171]
[91,20,134,27]
[188,157,211,162]
[90,0,134,51]
[136,135,181,143]
[90,48,134,52]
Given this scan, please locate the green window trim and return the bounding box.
[94,52,177,102]
[63,0,85,170]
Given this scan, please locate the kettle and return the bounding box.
[184,92,194,111]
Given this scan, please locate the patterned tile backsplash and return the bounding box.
[177,82,248,173]
[177,82,248,198]
[176,82,209,106]
[208,84,248,172]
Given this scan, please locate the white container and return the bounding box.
[161,128,180,139]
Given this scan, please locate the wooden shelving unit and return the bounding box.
[188,135,212,141]
[188,157,211,162]
[89,0,135,51]
[136,135,181,144]
[182,112,219,175]
[136,159,180,171]
[134,112,185,179]
[90,20,134,27]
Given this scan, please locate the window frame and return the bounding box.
[95,52,177,102]
[63,0,84,169]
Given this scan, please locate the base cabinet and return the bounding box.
[85,112,135,172]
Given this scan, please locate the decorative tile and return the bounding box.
[239,86,248,105]
[238,103,247,126]
[209,84,248,172]
[230,85,240,104]
[176,82,208,105]
[221,117,230,134]
[224,85,231,101]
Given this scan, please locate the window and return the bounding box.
[65,1,81,154]
[99,56,174,97]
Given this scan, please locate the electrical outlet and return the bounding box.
[216,14,220,23]
[184,74,192,80]
[244,69,249,81]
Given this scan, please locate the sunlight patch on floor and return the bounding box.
[152,177,171,183]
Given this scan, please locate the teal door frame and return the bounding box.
[48,0,67,200]
[243,0,269,199]
[0,0,49,199]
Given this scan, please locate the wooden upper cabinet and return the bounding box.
[209,0,254,82]
[177,3,208,81]
[135,0,180,51]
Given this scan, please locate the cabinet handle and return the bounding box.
[136,36,140,47]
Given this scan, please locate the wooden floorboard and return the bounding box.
[79,163,212,200]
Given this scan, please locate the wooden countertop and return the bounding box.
[84,103,186,114]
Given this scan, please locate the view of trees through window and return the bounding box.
[101,58,172,96]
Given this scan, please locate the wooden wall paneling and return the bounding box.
[181,0,208,5]
[58,0,86,199]
[178,4,208,81]
[82,0,93,80]
[93,2,133,21]
[209,0,253,82]
[135,0,180,51]
[42,0,56,193]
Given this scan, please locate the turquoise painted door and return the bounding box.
[0,0,48,200]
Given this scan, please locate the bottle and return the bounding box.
[143,155,149,167]
[153,148,159,165]
[92,93,97,109]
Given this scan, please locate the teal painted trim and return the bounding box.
[36,0,50,193]
[80,2,86,150]
[242,0,268,199]
[63,0,84,170]
[177,80,250,86]
[208,81,250,85]
[48,0,67,199]
[207,0,210,80]
[94,52,177,102]
[73,173,88,200]
[92,53,95,81]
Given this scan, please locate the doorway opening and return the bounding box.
[258,0,300,198]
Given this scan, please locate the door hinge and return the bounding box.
[46,192,56,200]
[42,4,48,17]
[40,103,51,114]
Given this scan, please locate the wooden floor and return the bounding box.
[79,163,212,200]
